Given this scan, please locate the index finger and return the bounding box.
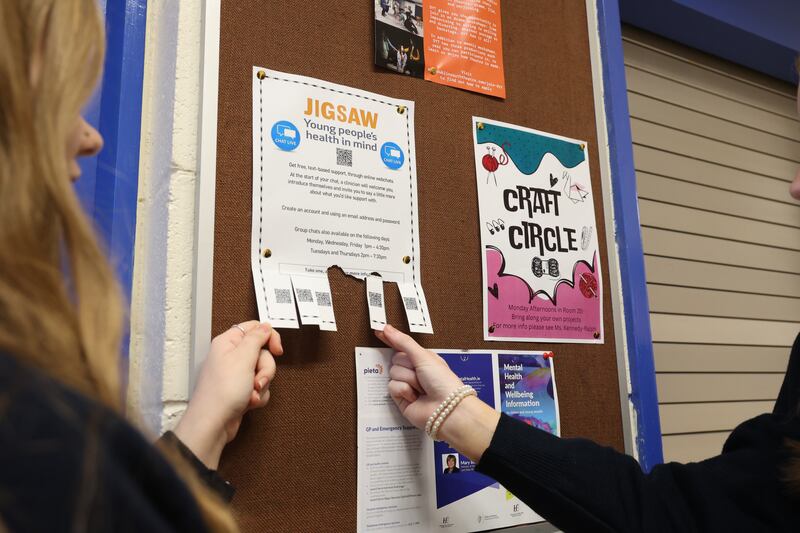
[375,324,435,368]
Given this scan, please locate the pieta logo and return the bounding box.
[441,517,449,525]
[513,504,520,513]
[363,363,384,375]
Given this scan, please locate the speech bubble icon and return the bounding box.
[380,141,404,170]
[277,124,296,138]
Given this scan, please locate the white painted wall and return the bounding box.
[128,0,203,435]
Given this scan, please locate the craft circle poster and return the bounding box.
[472,117,604,343]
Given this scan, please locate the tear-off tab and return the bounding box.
[396,281,433,334]
[259,271,300,329]
[290,274,337,331]
[366,275,387,331]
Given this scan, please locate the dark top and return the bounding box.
[477,333,800,533]
[0,351,232,533]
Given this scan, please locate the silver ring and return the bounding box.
[232,324,246,334]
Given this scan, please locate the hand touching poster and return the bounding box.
[473,118,603,343]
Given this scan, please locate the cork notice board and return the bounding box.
[212,1,623,531]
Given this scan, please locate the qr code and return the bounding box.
[296,288,314,303]
[274,288,293,304]
[368,291,383,308]
[403,297,419,311]
[316,291,332,307]
[336,148,353,167]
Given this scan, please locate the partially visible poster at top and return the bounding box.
[374,0,506,98]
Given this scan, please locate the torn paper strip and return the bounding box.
[290,274,321,326]
[397,281,433,334]
[366,275,387,331]
[290,274,337,331]
[254,270,300,329]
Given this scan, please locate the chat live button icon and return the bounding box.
[380,142,404,170]
[271,120,300,151]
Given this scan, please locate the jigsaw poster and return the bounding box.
[472,117,604,343]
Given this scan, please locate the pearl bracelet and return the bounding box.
[424,385,471,435]
[425,385,477,441]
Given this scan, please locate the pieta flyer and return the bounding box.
[356,348,559,532]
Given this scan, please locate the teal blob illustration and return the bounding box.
[477,122,585,175]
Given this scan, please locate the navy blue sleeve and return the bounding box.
[0,354,210,533]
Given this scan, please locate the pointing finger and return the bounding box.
[379,324,436,368]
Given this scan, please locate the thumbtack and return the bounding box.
[396,105,407,114]
[488,324,496,333]
[257,70,266,80]
[428,66,438,75]
[543,352,554,359]
[402,255,411,264]
[476,122,485,130]
[580,143,586,151]
[593,331,600,339]
[262,248,272,258]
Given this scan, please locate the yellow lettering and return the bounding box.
[303,98,378,129]
[321,102,334,120]
[360,109,378,129]
[348,107,361,125]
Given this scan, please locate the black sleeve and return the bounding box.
[0,353,213,533]
[475,413,778,533]
[773,333,800,420]
[158,431,235,502]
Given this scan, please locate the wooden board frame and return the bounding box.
[191,0,637,531]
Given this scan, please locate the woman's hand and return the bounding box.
[174,321,283,469]
[375,324,465,430]
[376,324,500,463]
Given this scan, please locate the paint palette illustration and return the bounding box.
[578,272,598,298]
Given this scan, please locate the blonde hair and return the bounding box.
[0,1,237,530]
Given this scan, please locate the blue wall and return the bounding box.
[76,1,147,364]
[597,0,665,470]
[77,0,147,316]
[620,0,800,83]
